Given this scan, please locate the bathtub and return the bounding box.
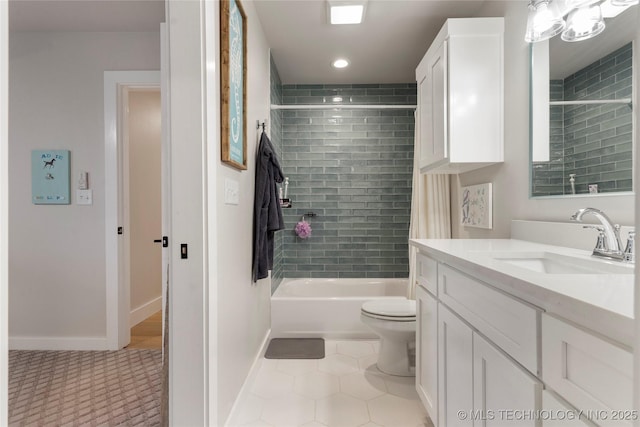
[271,278,409,339]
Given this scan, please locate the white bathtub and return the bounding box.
[271,278,409,339]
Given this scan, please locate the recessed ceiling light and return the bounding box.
[327,1,367,25]
[332,59,349,69]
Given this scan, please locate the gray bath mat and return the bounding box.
[264,338,325,359]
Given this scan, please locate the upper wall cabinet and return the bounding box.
[416,18,504,174]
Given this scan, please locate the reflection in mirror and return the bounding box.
[530,5,635,197]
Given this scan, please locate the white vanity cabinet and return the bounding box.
[437,304,473,427]
[416,253,543,427]
[415,18,504,174]
[416,285,438,424]
[542,314,633,426]
[473,333,541,427]
[542,390,597,427]
[412,238,634,427]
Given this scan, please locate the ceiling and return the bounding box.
[8,0,489,84]
[9,0,165,32]
[254,0,488,84]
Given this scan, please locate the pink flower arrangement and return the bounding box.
[295,220,312,239]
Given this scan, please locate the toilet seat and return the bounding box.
[361,299,416,322]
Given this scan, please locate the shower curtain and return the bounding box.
[407,113,451,300]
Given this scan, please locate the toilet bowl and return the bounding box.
[360,299,416,377]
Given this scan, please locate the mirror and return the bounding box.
[529,5,636,197]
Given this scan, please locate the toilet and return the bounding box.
[360,299,416,377]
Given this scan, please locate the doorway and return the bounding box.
[104,71,163,350]
[124,88,162,349]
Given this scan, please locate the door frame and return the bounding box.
[104,71,161,350]
[0,0,9,422]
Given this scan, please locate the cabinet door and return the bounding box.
[416,286,438,424]
[418,40,448,171]
[542,314,633,426]
[473,333,541,427]
[438,303,472,427]
[542,390,596,427]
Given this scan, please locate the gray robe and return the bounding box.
[252,132,285,282]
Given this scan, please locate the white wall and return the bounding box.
[9,32,160,347]
[452,1,635,240]
[214,0,273,424]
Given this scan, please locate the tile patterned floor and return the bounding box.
[228,340,434,427]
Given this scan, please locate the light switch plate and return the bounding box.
[77,189,92,205]
[224,178,239,205]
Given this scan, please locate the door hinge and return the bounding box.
[117,227,123,235]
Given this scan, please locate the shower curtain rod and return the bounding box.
[271,104,416,110]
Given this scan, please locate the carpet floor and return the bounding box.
[8,349,162,426]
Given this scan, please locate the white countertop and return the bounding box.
[410,238,634,347]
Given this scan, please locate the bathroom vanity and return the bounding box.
[410,237,634,427]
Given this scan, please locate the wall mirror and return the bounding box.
[529,4,636,197]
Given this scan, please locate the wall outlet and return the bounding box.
[76,189,93,205]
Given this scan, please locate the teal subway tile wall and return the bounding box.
[532,42,633,196]
[270,54,284,293]
[268,61,416,285]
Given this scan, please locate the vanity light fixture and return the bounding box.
[524,0,629,42]
[332,58,349,68]
[561,3,606,41]
[525,0,566,43]
[327,0,367,25]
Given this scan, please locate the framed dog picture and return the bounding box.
[32,149,70,205]
[220,0,248,170]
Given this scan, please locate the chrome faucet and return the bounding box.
[571,207,624,261]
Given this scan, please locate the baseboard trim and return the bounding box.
[224,329,271,427]
[130,296,162,327]
[9,336,109,351]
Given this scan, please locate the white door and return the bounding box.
[438,303,473,427]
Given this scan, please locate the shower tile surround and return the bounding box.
[270,54,285,293]
[269,66,416,283]
[532,43,633,196]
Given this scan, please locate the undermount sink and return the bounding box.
[487,251,634,275]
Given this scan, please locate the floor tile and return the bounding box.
[260,392,315,427]
[317,354,359,376]
[324,340,338,356]
[357,354,379,371]
[383,374,420,400]
[231,393,264,425]
[339,371,386,400]
[336,341,376,358]
[294,372,340,399]
[368,394,428,427]
[233,339,435,427]
[277,359,319,376]
[316,393,370,427]
[250,368,294,399]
